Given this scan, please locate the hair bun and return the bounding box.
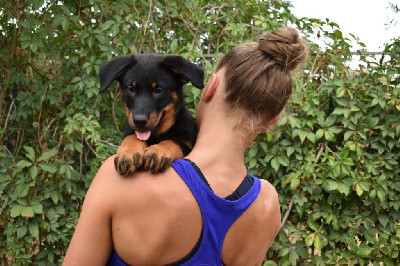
[258,27,307,71]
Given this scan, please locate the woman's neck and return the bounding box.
[186,113,255,182]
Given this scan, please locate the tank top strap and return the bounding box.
[171,159,261,265]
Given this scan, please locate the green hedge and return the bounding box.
[1,0,399,265]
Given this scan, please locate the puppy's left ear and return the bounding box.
[161,56,204,89]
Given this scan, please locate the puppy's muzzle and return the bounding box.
[133,114,148,127]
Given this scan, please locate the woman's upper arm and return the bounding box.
[63,156,118,265]
[255,180,281,265]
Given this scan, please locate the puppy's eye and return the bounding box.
[153,88,164,95]
[127,86,136,94]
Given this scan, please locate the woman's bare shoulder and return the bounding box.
[257,179,281,221]
[91,155,185,204]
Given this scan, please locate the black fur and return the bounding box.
[99,54,204,174]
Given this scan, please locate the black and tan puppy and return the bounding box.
[99,54,204,175]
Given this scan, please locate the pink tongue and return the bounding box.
[135,131,151,141]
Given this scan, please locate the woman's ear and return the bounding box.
[202,73,219,102]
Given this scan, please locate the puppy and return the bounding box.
[99,54,204,174]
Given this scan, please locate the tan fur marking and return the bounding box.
[155,92,178,135]
[151,82,157,88]
[117,71,125,78]
[117,134,148,154]
[180,77,189,84]
[143,140,184,172]
[171,68,180,74]
[147,112,159,128]
[123,103,135,129]
[171,92,178,102]
[148,140,183,159]
[132,81,136,87]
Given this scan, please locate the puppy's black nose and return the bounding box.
[133,115,148,127]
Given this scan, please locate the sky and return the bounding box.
[289,0,400,52]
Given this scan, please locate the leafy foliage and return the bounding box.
[0,0,399,265]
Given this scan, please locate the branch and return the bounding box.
[112,89,122,135]
[280,198,294,230]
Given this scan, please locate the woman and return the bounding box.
[64,27,307,265]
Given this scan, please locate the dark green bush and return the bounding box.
[1,0,399,265]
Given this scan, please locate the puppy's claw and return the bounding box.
[135,153,142,169]
[114,157,119,171]
[159,157,171,173]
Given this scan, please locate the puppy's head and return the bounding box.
[99,54,204,140]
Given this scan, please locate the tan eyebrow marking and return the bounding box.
[171,68,180,74]
[132,81,136,87]
[151,82,157,88]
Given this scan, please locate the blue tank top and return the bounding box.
[107,159,261,265]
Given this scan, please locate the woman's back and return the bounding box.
[86,155,280,266]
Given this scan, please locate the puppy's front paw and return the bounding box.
[114,151,144,175]
[143,140,184,173]
[115,135,147,175]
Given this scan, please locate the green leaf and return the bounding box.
[71,76,82,84]
[355,183,363,196]
[369,117,380,128]
[286,146,295,157]
[53,15,64,27]
[263,261,278,266]
[305,233,315,246]
[290,178,300,190]
[24,146,36,162]
[369,189,376,200]
[32,203,43,214]
[377,189,386,201]
[326,180,338,190]
[333,163,341,177]
[101,20,115,30]
[38,149,58,162]
[170,40,178,53]
[17,183,30,198]
[306,132,316,143]
[10,205,25,217]
[337,183,350,196]
[334,97,348,107]
[21,206,34,218]
[315,128,324,139]
[378,214,389,227]
[29,166,38,179]
[0,173,11,182]
[51,193,59,204]
[39,163,57,173]
[277,156,289,167]
[271,157,279,172]
[29,224,39,238]
[298,130,306,143]
[382,257,395,266]
[61,18,69,30]
[325,116,336,127]
[314,234,322,249]
[16,160,33,169]
[278,247,290,257]
[17,225,28,239]
[308,221,320,231]
[357,246,373,257]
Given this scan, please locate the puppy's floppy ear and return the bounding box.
[99,55,137,93]
[161,56,204,89]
